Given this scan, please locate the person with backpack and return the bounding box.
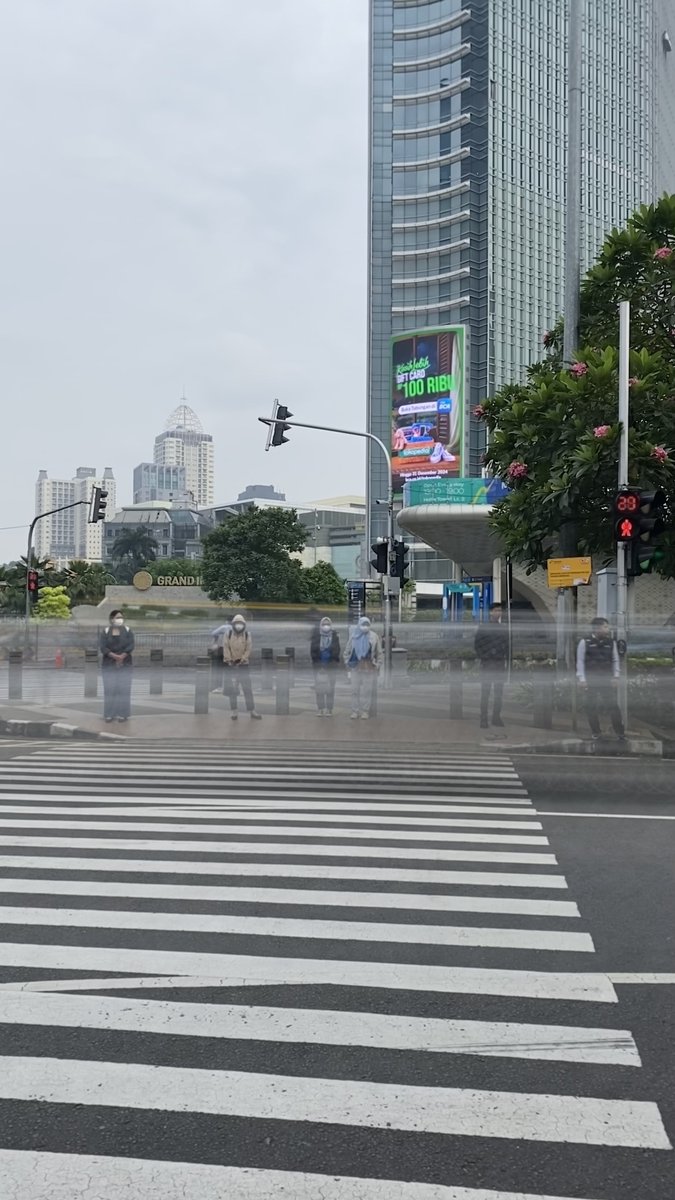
[344,616,382,719]
[577,617,625,740]
[310,617,341,716]
[99,610,135,723]
[222,614,262,721]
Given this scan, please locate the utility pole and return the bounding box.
[616,300,630,727]
[260,413,395,683]
[557,0,584,670]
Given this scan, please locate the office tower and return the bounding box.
[133,462,189,505]
[367,0,675,571]
[34,467,117,563]
[153,402,214,508]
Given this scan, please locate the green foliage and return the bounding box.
[483,195,675,576]
[146,558,201,581]
[111,528,159,570]
[64,560,115,606]
[34,585,71,620]
[201,506,307,602]
[0,557,62,614]
[301,560,347,605]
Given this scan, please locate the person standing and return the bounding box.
[474,602,509,729]
[577,617,625,740]
[310,617,341,716]
[209,618,231,692]
[99,610,135,723]
[222,614,262,721]
[344,616,382,719]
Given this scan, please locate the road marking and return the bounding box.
[0,857,568,888]
[0,1057,669,1147]
[0,879,580,916]
[608,973,675,984]
[0,787,529,803]
[0,1151,609,1200]
[0,837,557,864]
[538,811,675,821]
[0,946,617,1001]
[0,818,548,846]
[0,906,594,952]
[0,991,639,1065]
[0,794,536,809]
[0,807,543,829]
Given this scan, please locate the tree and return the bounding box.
[301,561,347,605]
[201,506,307,602]
[111,528,159,575]
[34,586,71,620]
[146,558,201,581]
[64,560,116,606]
[0,557,62,614]
[482,195,675,576]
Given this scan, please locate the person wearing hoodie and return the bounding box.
[310,617,341,716]
[222,614,262,721]
[344,616,382,719]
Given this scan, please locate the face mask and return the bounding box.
[233,623,245,633]
[321,623,331,633]
[113,617,124,627]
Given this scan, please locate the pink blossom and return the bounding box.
[570,362,588,377]
[651,445,669,462]
[473,404,486,419]
[507,461,528,480]
[629,377,640,387]
[542,330,554,347]
[654,246,673,260]
[593,425,611,438]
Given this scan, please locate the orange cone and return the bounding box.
[54,648,64,669]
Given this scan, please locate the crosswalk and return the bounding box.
[0,741,670,1199]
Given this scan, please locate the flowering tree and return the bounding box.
[482,195,675,576]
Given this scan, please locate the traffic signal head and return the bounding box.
[616,487,670,575]
[271,403,292,448]
[613,489,641,542]
[27,570,39,600]
[392,539,410,584]
[371,538,389,575]
[88,486,108,524]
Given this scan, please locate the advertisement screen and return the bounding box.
[391,325,465,497]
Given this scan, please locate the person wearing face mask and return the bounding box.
[344,616,382,719]
[99,610,135,723]
[310,617,341,716]
[222,614,262,721]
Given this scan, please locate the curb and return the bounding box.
[504,736,663,757]
[0,718,124,743]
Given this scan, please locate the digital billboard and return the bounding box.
[391,325,465,497]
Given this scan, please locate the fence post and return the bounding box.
[275,654,290,715]
[194,656,210,715]
[449,656,463,719]
[284,646,296,687]
[8,650,22,702]
[84,649,98,699]
[261,648,275,692]
[149,648,164,695]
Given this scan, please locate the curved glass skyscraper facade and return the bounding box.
[368,0,675,574]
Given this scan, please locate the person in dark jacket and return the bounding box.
[576,617,625,739]
[474,602,509,729]
[99,610,135,723]
[310,617,341,716]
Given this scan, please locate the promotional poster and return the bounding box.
[391,326,465,497]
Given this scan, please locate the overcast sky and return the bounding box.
[0,0,368,561]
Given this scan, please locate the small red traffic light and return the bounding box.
[617,516,637,540]
[27,570,39,592]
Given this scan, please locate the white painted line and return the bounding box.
[1,1057,668,1147]
[0,878,579,917]
[608,973,675,984]
[0,795,535,810]
[538,811,675,821]
[0,764,525,781]
[0,906,594,952]
[0,818,548,846]
[0,856,567,887]
[0,837,557,863]
[0,991,638,1065]
[0,787,529,804]
[0,945,617,1001]
[0,1151,608,1200]
[0,807,542,830]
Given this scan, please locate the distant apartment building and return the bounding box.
[133,462,189,505]
[153,403,214,508]
[34,467,116,564]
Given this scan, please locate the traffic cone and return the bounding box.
[54,648,64,669]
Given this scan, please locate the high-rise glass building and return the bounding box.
[368,0,675,575]
[153,403,214,509]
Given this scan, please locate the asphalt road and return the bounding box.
[0,740,671,1199]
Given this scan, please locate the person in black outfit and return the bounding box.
[474,602,509,729]
[576,617,625,739]
[99,610,135,723]
[310,617,341,716]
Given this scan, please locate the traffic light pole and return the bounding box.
[259,415,395,683]
[616,301,630,727]
[25,500,87,623]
